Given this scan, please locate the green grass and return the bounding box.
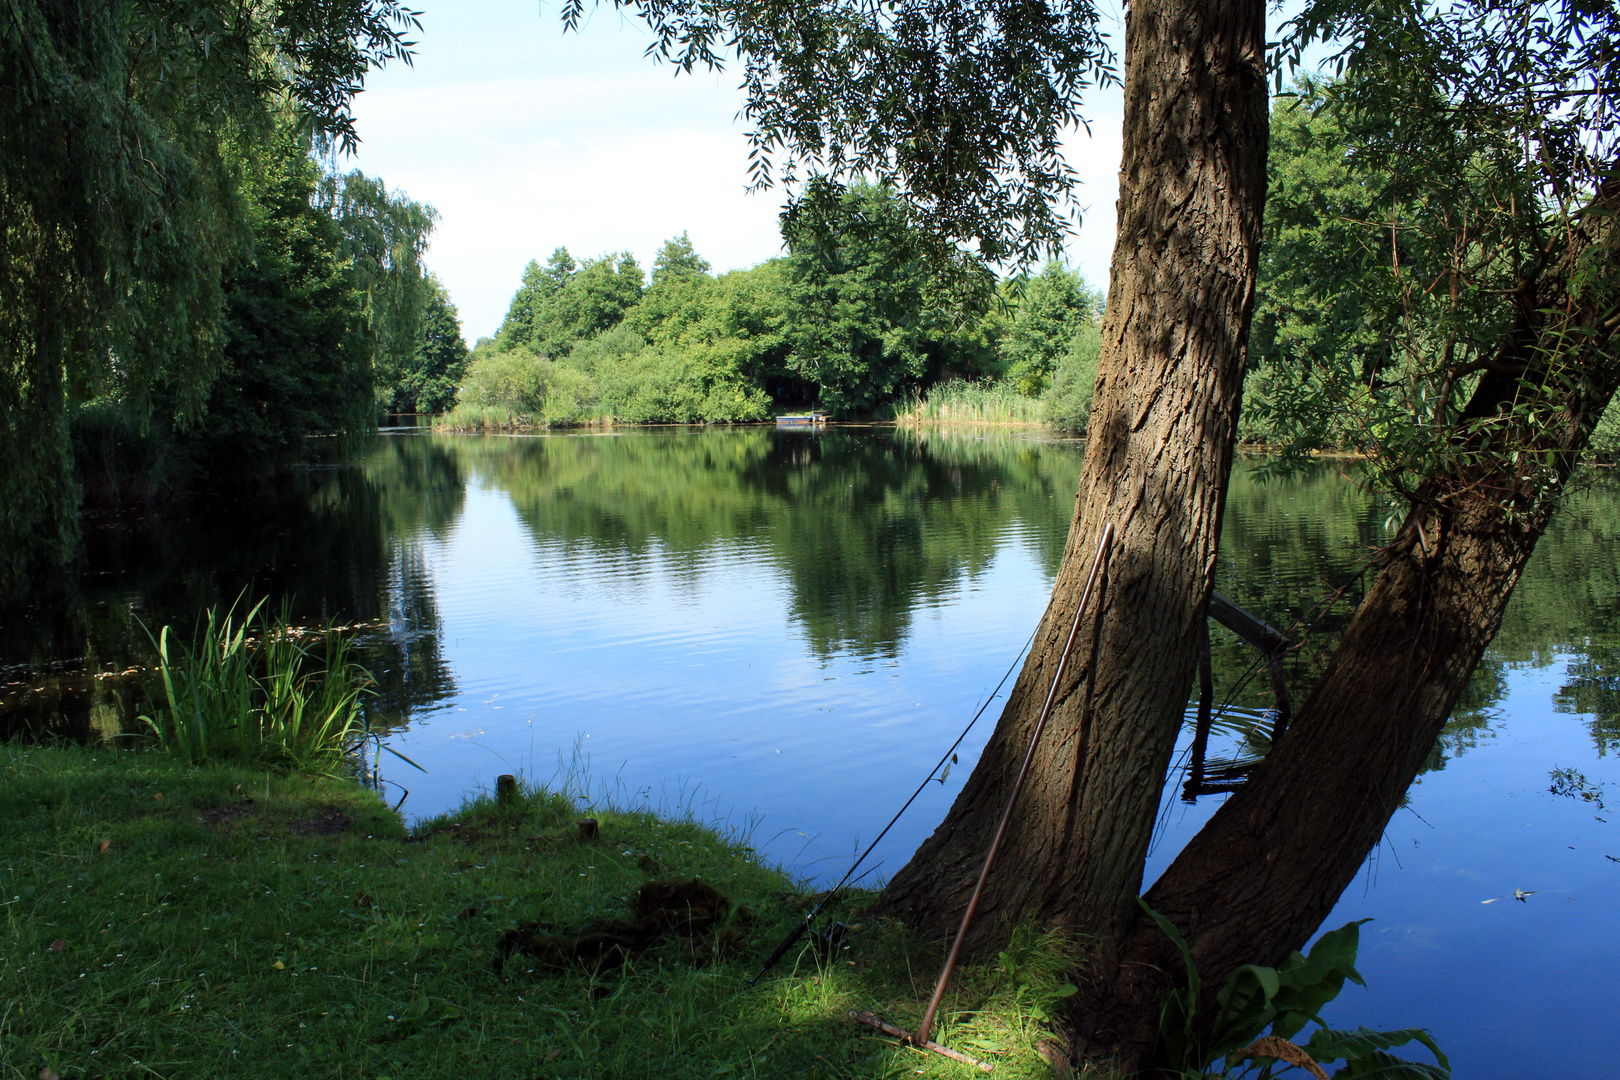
[0,743,1100,1079]
[892,381,1046,426]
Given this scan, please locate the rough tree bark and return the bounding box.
[1070,174,1620,1071]
[877,0,1269,958]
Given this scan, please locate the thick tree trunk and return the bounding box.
[1070,174,1620,1072]
[877,0,1269,957]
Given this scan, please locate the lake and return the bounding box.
[5,425,1617,1078]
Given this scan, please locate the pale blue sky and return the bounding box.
[345,1,1128,342]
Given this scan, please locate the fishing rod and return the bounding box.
[748,623,1038,986]
[909,521,1114,1048]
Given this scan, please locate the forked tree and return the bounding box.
[585,0,1620,1070]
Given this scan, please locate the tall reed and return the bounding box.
[891,379,1045,425]
[141,598,372,775]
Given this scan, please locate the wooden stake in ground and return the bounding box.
[848,1011,993,1073]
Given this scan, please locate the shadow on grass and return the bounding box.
[1,743,1093,1079]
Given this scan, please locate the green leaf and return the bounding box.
[1330,1048,1450,1079]
[380,743,428,773]
[1267,920,1369,1041]
[1302,919,1369,985]
[1306,1026,1450,1074]
[1139,899,1202,1069]
[1137,898,1201,1007]
[1209,964,1282,1056]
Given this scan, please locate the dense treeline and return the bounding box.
[0,0,447,596]
[443,184,1104,429]
[441,86,1620,462]
[72,119,447,503]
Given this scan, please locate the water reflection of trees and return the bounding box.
[14,435,1620,759]
[1555,646,1620,755]
[367,544,455,729]
[359,437,462,728]
[1199,464,1620,779]
[1499,474,1620,756]
[447,427,1083,658]
[1,435,463,737]
[758,429,1079,656]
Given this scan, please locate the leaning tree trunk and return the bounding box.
[877,0,1269,958]
[1069,173,1620,1072]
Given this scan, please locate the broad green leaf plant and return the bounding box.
[1141,900,1450,1079]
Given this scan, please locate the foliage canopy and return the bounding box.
[1252,0,1620,504]
[1,0,424,591]
[562,0,1116,269]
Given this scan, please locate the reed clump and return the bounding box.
[140,597,371,775]
[892,379,1046,425]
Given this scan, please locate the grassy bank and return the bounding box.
[1,744,1088,1079]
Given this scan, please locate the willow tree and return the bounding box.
[575,0,1620,1070]
[0,0,419,593]
[190,117,436,475]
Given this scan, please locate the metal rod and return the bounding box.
[913,522,1115,1047]
[1185,620,1215,803]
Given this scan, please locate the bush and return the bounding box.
[1042,322,1101,433]
[443,337,769,429]
[597,350,771,424]
[455,347,552,417]
[540,362,601,424]
[446,347,609,428]
[564,322,647,375]
[699,380,773,423]
[600,351,707,423]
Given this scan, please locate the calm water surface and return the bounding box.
[11,426,1619,1078]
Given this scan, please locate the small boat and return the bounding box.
[775,411,830,427]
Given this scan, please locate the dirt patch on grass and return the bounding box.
[199,798,354,837]
[494,877,751,974]
[288,807,353,836]
[197,797,258,828]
